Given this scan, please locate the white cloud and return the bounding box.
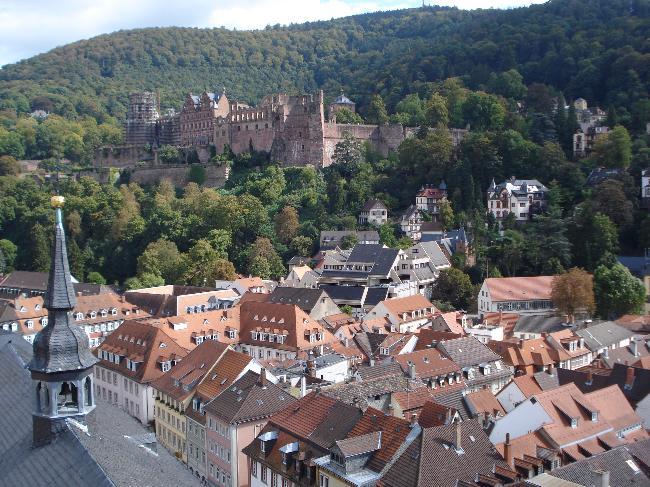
[0,0,545,67]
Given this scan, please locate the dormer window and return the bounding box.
[159,342,167,348]
[26,320,34,329]
[101,310,108,318]
[161,361,171,372]
[35,304,41,311]
[571,418,578,428]
[75,312,83,321]
[380,347,389,355]
[111,308,117,316]
[90,311,97,319]
[227,330,236,339]
[591,411,598,422]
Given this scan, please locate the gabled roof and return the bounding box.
[194,348,252,400]
[416,187,446,199]
[343,407,413,472]
[204,370,295,424]
[464,389,505,417]
[394,348,460,379]
[379,419,511,487]
[484,276,555,302]
[437,336,502,367]
[150,339,230,401]
[378,295,436,322]
[347,244,400,277]
[239,301,335,352]
[0,271,49,291]
[416,241,450,268]
[267,392,362,449]
[546,440,650,486]
[575,321,634,352]
[97,320,188,384]
[362,199,388,211]
[269,287,332,312]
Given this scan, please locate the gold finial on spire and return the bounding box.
[51,195,65,208]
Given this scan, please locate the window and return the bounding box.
[251,462,257,478]
[319,474,330,487]
[272,473,278,487]
[261,466,267,483]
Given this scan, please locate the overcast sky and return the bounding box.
[0,0,546,68]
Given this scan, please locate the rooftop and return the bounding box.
[484,276,555,302]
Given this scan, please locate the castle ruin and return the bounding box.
[101,89,467,169]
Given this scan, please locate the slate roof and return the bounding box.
[320,284,366,302]
[365,287,391,306]
[362,199,388,212]
[347,244,400,277]
[546,440,650,486]
[204,370,295,424]
[324,374,424,410]
[0,332,198,487]
[575,321,634,352]
[437,336,502,367]
[379,419,511,487]
[601,336,650,368]
[417,241,450,268]
[268,287,331,312]
[514,315,568,335]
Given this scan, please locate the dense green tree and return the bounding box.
[274,206,300,244]
[487,69,527,100]
[594,263,646,318]
[431,268,475,311]
[425,93,449,128]
[158,145,180,164]
[0,239,17,271]
[462,92,505,131]
[333,132,363,175]
[289,235,313,257]
[86,271,107,285]
[136,239,184,283]
[591,125,632,169]
[334,108,363,124]
[0,155,19,176]
[366,95,389,125]
[340,234,359,250]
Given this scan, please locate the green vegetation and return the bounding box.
[0,0,647,320]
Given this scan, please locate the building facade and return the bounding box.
[487,177,549,223]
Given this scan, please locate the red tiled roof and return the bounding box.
[484,276,555,302]
[395,348,460,379]
[464,389,505,417]
[96,320,188,384]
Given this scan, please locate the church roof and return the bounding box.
[0,331,198,486]
[28,199,98,374]
[334,92,354,105]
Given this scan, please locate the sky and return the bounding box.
[0,0,546,68]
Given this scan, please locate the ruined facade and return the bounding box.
[121,90,467,168]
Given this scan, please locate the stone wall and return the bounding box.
[95,145,154,168]
[126,163,229,188]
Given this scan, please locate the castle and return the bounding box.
[113,89,467,168]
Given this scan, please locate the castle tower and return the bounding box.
[28,195,99,447]
[125,92,160,146]
[329,90,356,122]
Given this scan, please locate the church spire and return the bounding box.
[28,196,98,447]
[44,195,76,310]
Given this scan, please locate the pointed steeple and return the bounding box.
[29,196,98,447]
[44,196,76,310]
[29,196,97,374]
[489,178,496,191]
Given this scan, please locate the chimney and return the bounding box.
[307,359,317,378]
[343,337,349,348]
[625,367,635,390]
[586,369,593,386]
[547,363,555,376]
[408,363,416,380]
[300,376,307,397]
[631,339,639,357]
[369,358,375,367]
[504,433,513,467]
[410,413,418,428]
[596,470,610,487]
[453,421,462,451]
[259,368,267,388]
[387,404,394,417]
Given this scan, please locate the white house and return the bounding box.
[358,199,389,226]
[487,177,549,223]
[478,276,555,317]
[364,294,436,333]
[400,205,422,241]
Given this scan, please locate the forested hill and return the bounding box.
[0,0,648,121]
